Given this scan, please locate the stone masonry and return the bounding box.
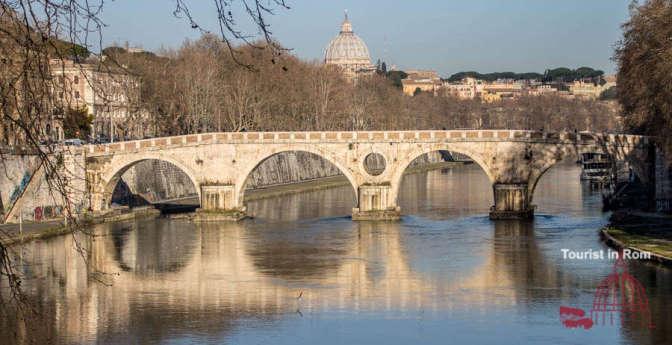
[80,130,650,221]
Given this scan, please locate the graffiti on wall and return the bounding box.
[32,206,63,221]
[5,171,31,212]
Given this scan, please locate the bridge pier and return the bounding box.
[489,183,534,220]
[352,185,401,221]
[90,191,106,212]
[195,184,247,221]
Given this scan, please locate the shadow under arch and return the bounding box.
[528,152,588,213]
[390,146,495,208]
[101,156,200,210]
[235,148,359,208]
[527,132,654,206]
[528,146,649,209]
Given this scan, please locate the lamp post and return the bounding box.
[108,105,114,143]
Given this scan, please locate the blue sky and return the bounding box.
[99,0,632,76]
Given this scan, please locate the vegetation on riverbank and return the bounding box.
[603,211,672,264]
[602,228,672,263]
[3,225,71,247]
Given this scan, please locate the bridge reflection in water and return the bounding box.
[4,164,670,345]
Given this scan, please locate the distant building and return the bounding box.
[526,84,558,97]
[480,80,524,102]
[401,70,615,103]
[324,12,375,80]
[125,47,146,54]
[604,74,617,85]
[443,77,482,99]
[569,81,604,99]
[569,76,616,100]
[42,111,65,143]
[50,59,144,140]
[402,70,442,96]
[0,110,64,145]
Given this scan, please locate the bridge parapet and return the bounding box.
[85,130,648,157]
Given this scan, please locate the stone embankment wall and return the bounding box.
[0,154,38,215]
[655,147,672,213]
[1,149,87,222]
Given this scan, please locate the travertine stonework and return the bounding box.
[81,130,650,220]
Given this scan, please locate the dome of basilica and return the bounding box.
[324,13,373,76]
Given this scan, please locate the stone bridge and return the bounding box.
[84,130,652,220]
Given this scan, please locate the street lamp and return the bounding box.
[107,104,114,143]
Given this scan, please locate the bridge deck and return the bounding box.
[86,130,648,156]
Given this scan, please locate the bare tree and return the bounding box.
[0,1,290,339]
[615,0,672,154]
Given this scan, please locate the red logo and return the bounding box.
[560,251,654,330]
[560,306,594,329]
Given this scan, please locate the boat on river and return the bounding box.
[580,152,613,183]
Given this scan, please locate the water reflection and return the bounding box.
[246,184,356,221]
[109,220,198,274]
[1,163,670,345]
[399,163,492,218]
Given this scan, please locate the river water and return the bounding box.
[2,163,671,344]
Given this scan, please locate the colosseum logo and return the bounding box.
[559,251,654,330]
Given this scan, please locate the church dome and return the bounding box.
[324,13,372,69]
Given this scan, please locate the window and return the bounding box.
[74,91,80,99]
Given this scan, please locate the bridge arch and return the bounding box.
[99,154,200,211]
[389,144,495,207]
[234,147,359,210]
[527,144,651,206]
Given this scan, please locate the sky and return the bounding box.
[98,0,633,77]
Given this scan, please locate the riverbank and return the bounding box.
[601,211,672,265]
[0,207,160,247]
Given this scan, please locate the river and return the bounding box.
[2,162,670,344]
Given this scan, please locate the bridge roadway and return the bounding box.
[83,130,650,220]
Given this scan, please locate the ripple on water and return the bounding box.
[3,164,669,345]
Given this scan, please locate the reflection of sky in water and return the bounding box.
[400,215,492,280]
[3,163,670,345]
[223,309,622,345]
